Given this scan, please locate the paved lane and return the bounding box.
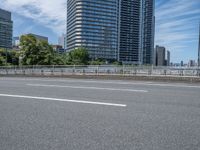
[0,77,200,150]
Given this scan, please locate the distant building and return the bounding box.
[188,60,195,67]
[165,50,170,66]
[181,61,184,67]
[0,8,13,49]
[156,45,166,66]
[25,33,48,42]
[12,37,20,46]
[58,34,67,49]
[12,37,20,49]
[52,45,65,54]
[12,34,48,49]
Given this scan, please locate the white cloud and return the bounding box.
[155,0,200,58]
[1,0,200,62]
[2,0,66,35]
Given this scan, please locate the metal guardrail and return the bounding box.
[0,65,200,77]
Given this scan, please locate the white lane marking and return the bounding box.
[0,94,127,107]
[45,79,200,88]
[27,84,148,93]
[1,78,200,88]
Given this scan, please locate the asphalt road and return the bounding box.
[0,77,200,150]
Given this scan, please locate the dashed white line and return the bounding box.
[0,94,127,107]
[27,84,148,93]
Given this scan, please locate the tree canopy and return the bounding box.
[68,47,90,65]
[20,35,90,66]
[0,48,19,66]
[0,34,120,66]
[20,34,56,65]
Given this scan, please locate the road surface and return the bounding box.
[0,77,200,150]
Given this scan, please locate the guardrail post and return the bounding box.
[51,65,54,75]
[82,69,85,75]
[148,69,152,75]
[123,65,125,76]
[179,70,183,76]
[151,65,154,76]
[95,66,99,75]
[61,69,64,76]
[41,70,44,76]
[197,69,200,77]
[73,65,75,75]
[164,69,167,76]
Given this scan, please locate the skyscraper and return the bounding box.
[141,0,155,65]
[0,8,13,49]
[66,0,155,64]
[119,0,155,64]
[119,0,141,64]
[67,0,119,60]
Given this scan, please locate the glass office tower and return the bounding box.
[141,0,155,64]
[67,0,155,64]
[119,0,141,64]
[67,0,119,60]
[119,0,155,64]
[0,9,13,49]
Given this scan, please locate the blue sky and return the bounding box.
[1,0,200,63]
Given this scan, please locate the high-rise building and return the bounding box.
[67,0,119,60]
[120,0,155,64]
[119,0,141,64]
[66,0,155,64]
[142,0,155,65]
[58,34,67,49]
[0,8,13,49]
[156,45,166,66]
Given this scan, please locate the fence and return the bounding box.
[0,65,200,77]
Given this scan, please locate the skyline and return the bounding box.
[1,0,200,63]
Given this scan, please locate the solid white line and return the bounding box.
[0,94,127,107]
[27,84,148,93]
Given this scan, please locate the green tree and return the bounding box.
[68,47,89,65]
[0,49,5,66]
[20,34,56,65]
[0,56,6,66]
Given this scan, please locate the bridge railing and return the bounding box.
[0,65,200,77]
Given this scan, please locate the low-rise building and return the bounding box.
[52,45,65,54]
